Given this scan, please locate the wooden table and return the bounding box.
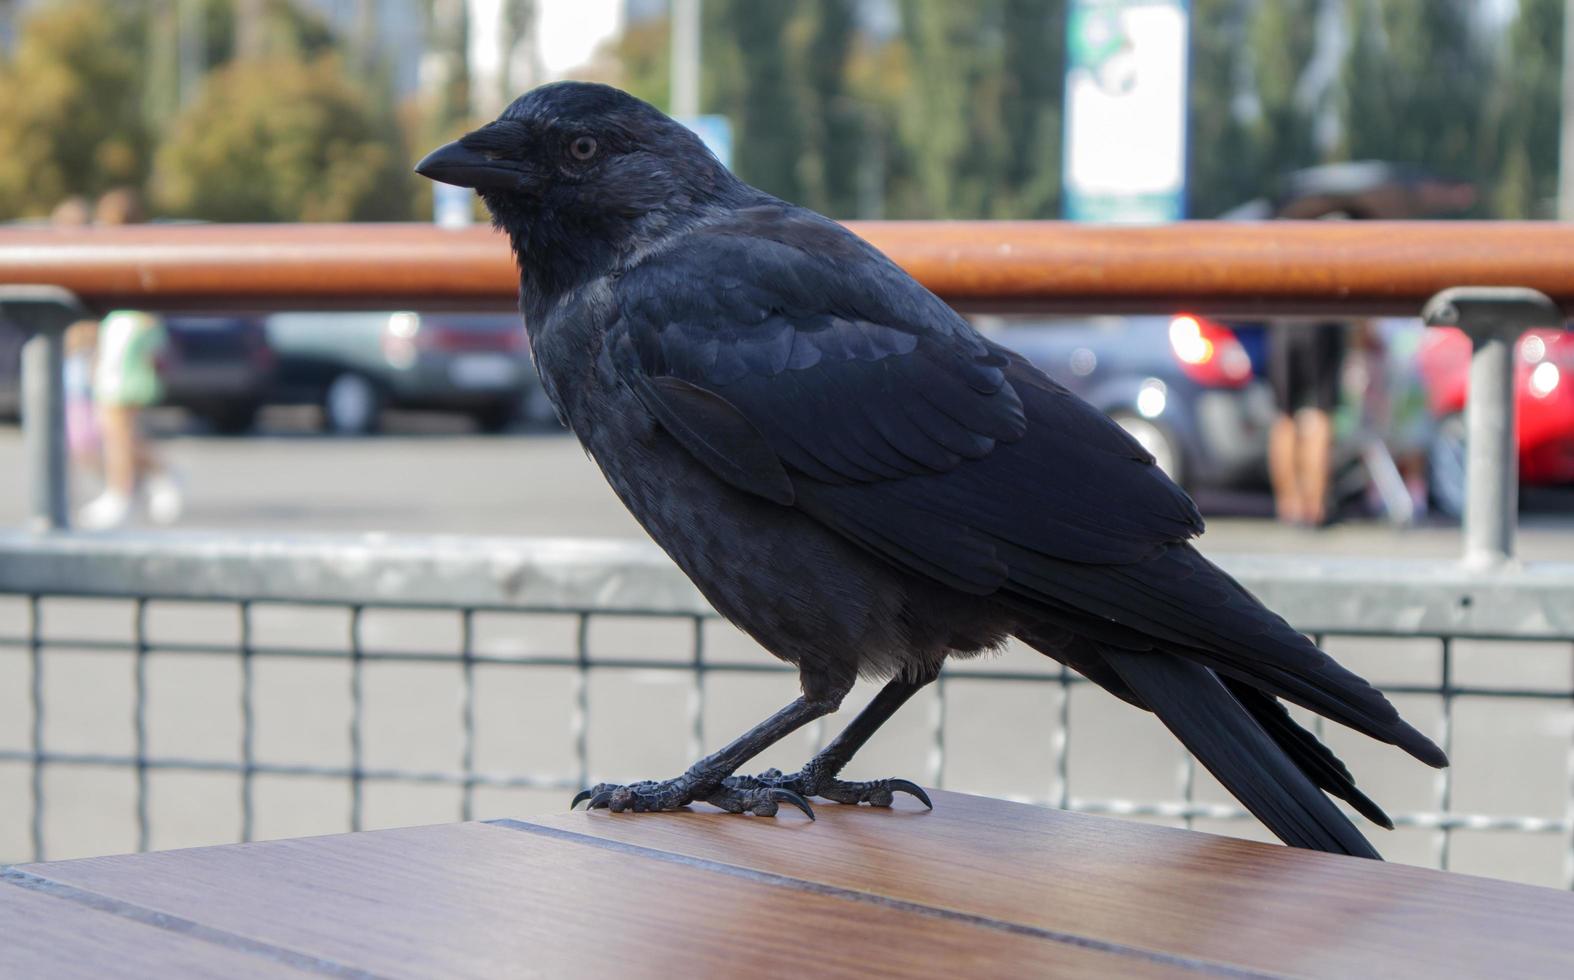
[5,790,1573,978]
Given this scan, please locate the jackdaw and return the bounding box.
[417,82,1446,857]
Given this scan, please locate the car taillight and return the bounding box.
[1168,314,1252,388]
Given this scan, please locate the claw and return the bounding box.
[770,787,816,821]
[888,779,933,809]
[570,789,595,810]
[587,790,615,810]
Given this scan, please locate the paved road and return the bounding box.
[1,417,1571,886]
[4,412,1572,557]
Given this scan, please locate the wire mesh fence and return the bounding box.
[2,548,1571,889]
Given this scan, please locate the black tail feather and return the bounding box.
[1224,678,1394,830]
[1100,647,1383,859]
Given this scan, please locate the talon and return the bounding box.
[770,788,816,821]
[587,791,614,810]
[888,779,933,809]
[570,789,595,810]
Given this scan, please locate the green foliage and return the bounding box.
[795,0,862,217]
[893,0,1064,219]
[0,0,1564,225]
[711,0,807,204]
[1243,0,1324,182]
[1489,0,1564,217]
[1186,0,1263,217]
[153,54,412,221]
[1341,0,1489,188]
[0,0,150,220]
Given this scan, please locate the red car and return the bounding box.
[1418,326,1574,515]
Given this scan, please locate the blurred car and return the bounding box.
[1419,325,1574,516]
[265,311,541,434]
[981,313,1274,489]
[157,314,276,433]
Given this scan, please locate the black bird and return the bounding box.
[417,82,1446,857]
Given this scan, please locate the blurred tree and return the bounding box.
[0,0,150,220]
[797,0,861,217]
[410,0,474,220]
[894,0,1063,218]
[1486,0,1563,217]
[419,0,471,138]
[153,53,412,221]
[1341,0,1489,197]
[234,0,265,59]
[1186,0,1265,216]
[1243,0,1325,183]
[894,1,980,216]
[996,0,1063,218]
[711,0,806,203]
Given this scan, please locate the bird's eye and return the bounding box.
[569,136,598,161]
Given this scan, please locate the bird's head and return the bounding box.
[417,82,743,302]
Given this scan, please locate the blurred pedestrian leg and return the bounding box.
[79,309,182,529]
[77,189,185,530]
[1267,322,1346,526]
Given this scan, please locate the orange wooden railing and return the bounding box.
[3,221,1574,316]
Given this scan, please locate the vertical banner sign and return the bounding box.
[1064,0,1190,223]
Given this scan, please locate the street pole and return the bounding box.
[670,0,700,119]
[1561,0,1574,219]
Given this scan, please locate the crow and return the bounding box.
[417,82,1446,857]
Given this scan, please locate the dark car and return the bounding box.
[265,311,542,434]
[158,314,277,433]
[981,314,1274,489]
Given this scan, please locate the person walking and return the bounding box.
[1267,320,1346,526]
[75,190,184,530]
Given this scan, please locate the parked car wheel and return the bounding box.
[470,402,518,434]
[201,404,260,435]
[323,372,382,435]
[1111,412,1184,485]
[1428,412,1467,519]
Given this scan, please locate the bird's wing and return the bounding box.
[608,206,1205,598]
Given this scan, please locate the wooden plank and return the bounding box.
[520,789,1574,979]
[15,821,1191,979]
[0,874,317,979]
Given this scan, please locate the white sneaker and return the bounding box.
[78,492,132,530]
[145,472,185,525]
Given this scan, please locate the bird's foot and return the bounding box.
[570,776,815,819]
[724,766,932,809]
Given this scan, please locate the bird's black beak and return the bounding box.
[415,140,522,192]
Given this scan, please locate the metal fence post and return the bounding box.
[2,287,90,532]
[1422,287,1564,567]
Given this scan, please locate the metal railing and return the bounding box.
[1,532,1571,883]
[2,221,1572,885]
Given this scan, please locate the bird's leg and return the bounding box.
[571,694,839,818]
[726,669,938,808]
